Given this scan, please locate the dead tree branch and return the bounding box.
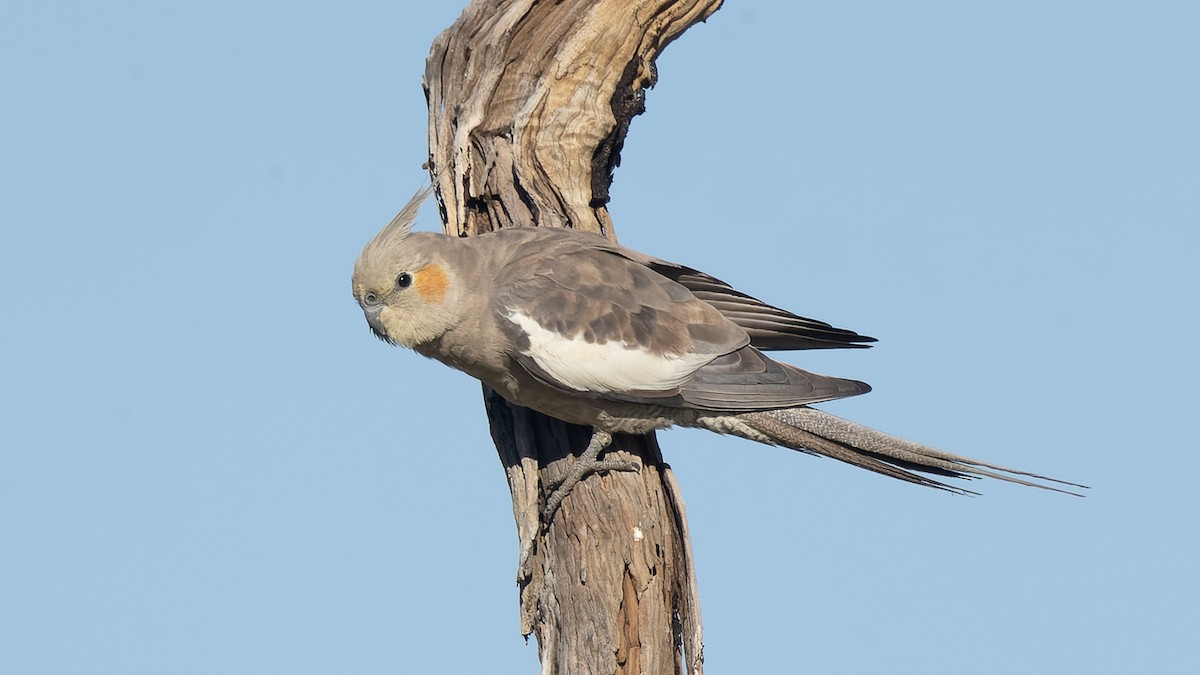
[424,1,722,673]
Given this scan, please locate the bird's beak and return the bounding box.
[362,305,392,343]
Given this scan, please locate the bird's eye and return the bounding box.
[396,272,413,289]
[363,291,379,305]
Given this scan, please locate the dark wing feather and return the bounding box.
[649,264,877,351]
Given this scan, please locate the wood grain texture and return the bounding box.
[425,1,722,673]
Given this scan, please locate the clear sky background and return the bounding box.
[2,2,1196,673]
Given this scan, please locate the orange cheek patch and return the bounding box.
[415,263,449,303]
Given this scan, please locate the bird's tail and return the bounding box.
[710,407,1087,496]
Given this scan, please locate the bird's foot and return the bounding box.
[541,430,639,525]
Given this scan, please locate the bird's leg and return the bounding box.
[541,429,639,524]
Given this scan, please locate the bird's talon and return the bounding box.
[541,431,643,524]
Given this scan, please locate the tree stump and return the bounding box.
[423,1,722,673]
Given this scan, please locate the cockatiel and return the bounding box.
[352,188,1084,516]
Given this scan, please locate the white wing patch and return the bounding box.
[505,310,715,394]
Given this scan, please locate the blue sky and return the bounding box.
[2,2,1196,673]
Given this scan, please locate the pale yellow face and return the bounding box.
[351,186,453,347]
[352,245,459,349]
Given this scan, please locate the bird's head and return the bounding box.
[352,187,462,348]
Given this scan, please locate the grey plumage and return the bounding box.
[352,190,1085,501]
[734,408,1083,495]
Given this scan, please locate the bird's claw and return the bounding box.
[541,430,639,525]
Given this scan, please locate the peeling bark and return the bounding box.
[425,2,722,673]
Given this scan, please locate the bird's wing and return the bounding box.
[492,234,748,398]
[489,229,870,411]
[528,229,876,351]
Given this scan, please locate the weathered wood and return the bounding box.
[424,1,721,673]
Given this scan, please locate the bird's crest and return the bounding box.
[355,184,435,285]
[371,184,434,248]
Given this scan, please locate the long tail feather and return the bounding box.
[731,407,1087,496]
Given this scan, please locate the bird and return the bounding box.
[352,188,1085,519]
